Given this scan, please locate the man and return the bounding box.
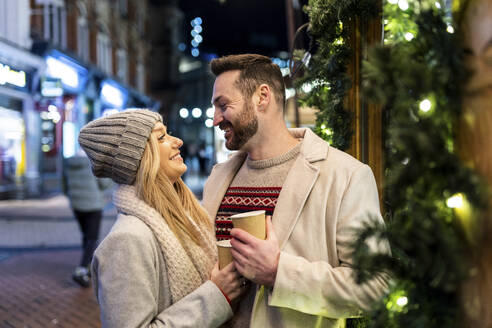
[202,54,389,327]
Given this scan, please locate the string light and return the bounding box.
[192,107,202,118]
[446,194,464,209]
[179,108,189,119]
[398,0,409,10]
[396,296,408,307]
[322,126,333,136]
[190,17,203,57]
[386,290,408,312]
[419,99,432,112]
[301,82,313,93]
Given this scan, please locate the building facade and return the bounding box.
[0,0,156,199]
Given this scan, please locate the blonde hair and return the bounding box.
[135,133,213,246]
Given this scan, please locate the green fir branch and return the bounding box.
[352,1,487,327]
[296,0,378,150]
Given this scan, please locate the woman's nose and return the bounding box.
[174,136,183,148]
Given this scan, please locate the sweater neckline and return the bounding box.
[246,142,301,169]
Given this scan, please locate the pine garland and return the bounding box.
[297,0,486,326]
[351,1,486,327]
[297,0,378,150]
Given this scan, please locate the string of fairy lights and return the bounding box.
[190,17,203,57]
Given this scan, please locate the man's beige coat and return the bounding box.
[202,128,390,328]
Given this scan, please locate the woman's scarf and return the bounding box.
[113,185,217,303]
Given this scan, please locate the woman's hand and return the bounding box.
[210,261,248,302]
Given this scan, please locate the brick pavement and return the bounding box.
[0,249,100,328]
[0,194,114,328]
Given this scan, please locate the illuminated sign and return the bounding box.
[45,50,87,91]
[63,121,76,158]
[0,63,26,88]
[41,77,63,97]
[100,80,127,108]
[46,57,79,89]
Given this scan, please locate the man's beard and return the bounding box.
[221,101,258,150]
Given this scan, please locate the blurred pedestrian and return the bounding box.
[63,151,112,287]
[78,109,246,327]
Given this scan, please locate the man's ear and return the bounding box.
[257,84,271,111]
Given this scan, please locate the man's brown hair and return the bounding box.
[210,54,286,109]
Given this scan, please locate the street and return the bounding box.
[1,249,101,328]
[0,195,116,328]
[0,172,207,327]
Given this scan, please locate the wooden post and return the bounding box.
[346,3,385,213]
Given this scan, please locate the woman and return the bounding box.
[78,109,244,327]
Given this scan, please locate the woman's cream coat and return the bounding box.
[202,128,390,328]
[92,187,232,327]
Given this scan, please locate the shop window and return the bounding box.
[97,32,112,75]
[77,18,89,62]
[137,9,145,35]
[0,107,26,190]
[137,62,145,93]
[42,1,67,48]
[118,0,128,18]
[0,0,31,48]
[116,48,128,84]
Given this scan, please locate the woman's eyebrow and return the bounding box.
[152,125,166,132]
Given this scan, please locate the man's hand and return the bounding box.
[230,215,280,286]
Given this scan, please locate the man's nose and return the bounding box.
[213,109,223,126]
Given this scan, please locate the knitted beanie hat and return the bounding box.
[78,109,162,185]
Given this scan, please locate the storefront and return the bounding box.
[0,100,25,198]
[33,49,157,195]
[99,78,128,116]
[0,41,45,199]
[37,50,91,193]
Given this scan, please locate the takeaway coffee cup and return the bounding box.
[230,210,266,240]
[217,240,233,269]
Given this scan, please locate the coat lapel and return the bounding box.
[272,128,328,249]
[202,152,247,218]
[272,157,319,249]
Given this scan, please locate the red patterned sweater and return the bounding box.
[215,143,301,240]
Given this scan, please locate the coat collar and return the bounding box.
[203,128,328,248]
[289,128,329,163]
